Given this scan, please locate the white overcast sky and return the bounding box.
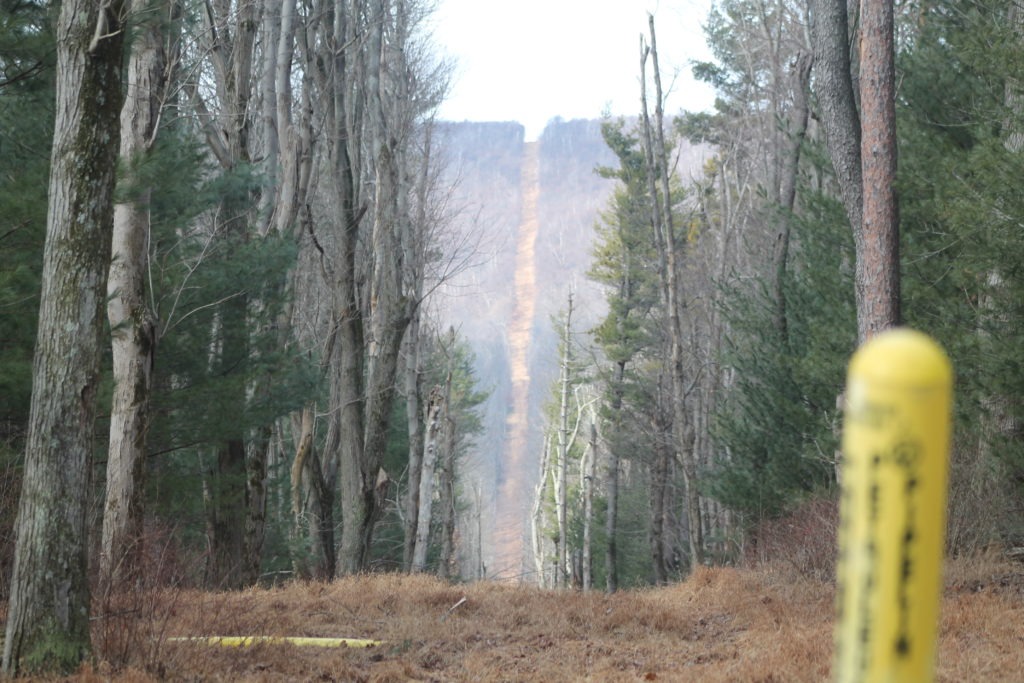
[430,0,716,140]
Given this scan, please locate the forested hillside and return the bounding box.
[2,0,1024,677]
[434,118,669,579]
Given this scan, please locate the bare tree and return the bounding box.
[179,0,325,587]
[554,292,575,586]
[249,0,320,585]
[640,14,703,567]
[531,302,594,588]
[102,0,176,588]
[531,435,555,586]
[3,1,127,674]
[403,123,442,571]
[311,0,447,574]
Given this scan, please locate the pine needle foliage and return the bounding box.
[709,188,854,519]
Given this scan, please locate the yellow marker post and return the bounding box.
[834,329,952,683]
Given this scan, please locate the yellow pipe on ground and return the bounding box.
[834,328,952,683]
[169,636,382,648]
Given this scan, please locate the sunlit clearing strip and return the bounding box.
[168,636,382,648]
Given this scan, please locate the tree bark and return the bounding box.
[812,0,863,238]
[649,413,672,585]
[555,293,574,586]
[437,371,457,578]
[263,0,318,580]
[402,317,424,571]
[812,0,904,344]
[402,121,435,571]
[312,0,437,574]
[206,438,246,588]
[531,435,554,587]
[3,1,126,674]
[605,361,625,593]
[102,2,167,587]
[413,384,443,572]
[289,404,315,577]
[242,426,270,586]
[307,439,338,579]
[582,418,596,590]
[324,0,368,578]
[857,0,900,338]
[337,0,418,573]
[771,51,813,342]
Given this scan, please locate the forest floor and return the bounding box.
[9,555,1024,682]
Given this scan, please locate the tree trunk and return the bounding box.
[307,443,338,579]
[771,51,813,342]
[206,439,246,588]
[857,0,900,338]
[345,0,415,567]
[266,0,314,238]
[604,445,620,593]
[242,427,270,585]
[315,0,439,574]
[437,375,457,578]
[402,316,424,571]
[3,1,126,674]
[413,385,443,571]
[339,0,393,576]
[402,118,435,571]
[649,415,672,585]
[812,0,863,235]
[293,0,436,576]
[289,404,315,577]
[102,3,167,587]
[531,435,554,587]
[642,14,703,567]
[582,418,596,590]
[555,293,574,586]
[261,0,317,582]
[323,0,367,578]
[605,361,625,593]
[811,0,897,345]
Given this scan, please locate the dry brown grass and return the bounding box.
[7,556,1023,682]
